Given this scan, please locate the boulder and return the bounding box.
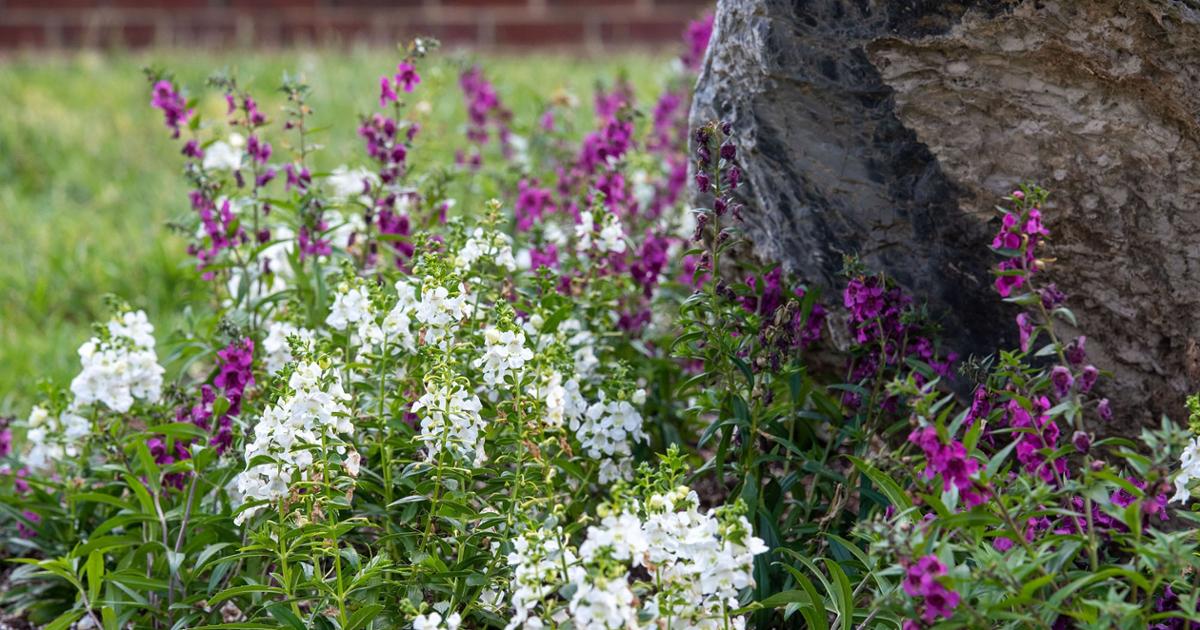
[691,0,1200,427]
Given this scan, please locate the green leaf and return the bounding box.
[87,550,105,604]
[845,456,911,510]
[266,604,306,630]
[206,584,286,608]
[44,610,84,630]
[823,558,854,630]
[347,604,385,630]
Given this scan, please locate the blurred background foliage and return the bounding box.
[0,50,673,412]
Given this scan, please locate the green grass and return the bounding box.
[0,49,673,413]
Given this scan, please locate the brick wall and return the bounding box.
[0,0,714,52]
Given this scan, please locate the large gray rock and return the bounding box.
[692,0,1200,427]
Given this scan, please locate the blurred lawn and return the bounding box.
[0,49,674,413]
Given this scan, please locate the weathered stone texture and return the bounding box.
[693,0,1200,426]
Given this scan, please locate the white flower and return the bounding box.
[327,166,379,202]
[381,280,420,353]
[503,489,765,629]
[571,392,648,483]
[326,284,382,346]
[598,215,627,254]
[412,281,471,348]
[70,310,164,413]
[575,211,626,254]
[542,372,587,428]
[456,228,517,272]
[262,321,315,375]
[327,284,373,331]
[1173,437,1200,504]
[575,211,595,252]
[23,406,89,472]
[474,327,534,390]
[412,611,461,630]
[232,361,353,525]
[412,383,487,465]
[203,134,244,171]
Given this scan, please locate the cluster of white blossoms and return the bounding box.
[233,361,354,525]
[456,227,517,272]
[1173,436,1200,504]
[23,406,90,472]
[326,166,379,203]
[326,283,383,346]
[575,210,627,255]
[69,310,165,413]
[505,487,767,629]
[572,390,648,483]
[262,320,315,375]
[411,281,473,349]
[411,610,462,630]
[505,527,577,630]
[542,372,587,429]
[380,280,420,353]
[412,382,487,466]
[474,327,534,392]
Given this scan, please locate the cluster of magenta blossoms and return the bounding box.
[908,426,986,507]
[152,338,255,490]
[840,273,955,410]
[901,555,959,628]
[458,65,512,168]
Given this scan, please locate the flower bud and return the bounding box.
[1071,430,1091,454]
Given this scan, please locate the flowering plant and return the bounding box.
[5,15,1200,630]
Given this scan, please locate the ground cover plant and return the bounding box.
[5,16,1200,630]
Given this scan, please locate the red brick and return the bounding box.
[395,20,478,46]
[228,0,319,7]
[6,0,99,7]
[110,0,208,7]
[279,18,319,44]
[169,14,237,45]
[0,24,47,48]
[546,0,635,5]
[326,0,423,5]
[60,21,156,47]
[495,20,583,46]
[442,0,529,7]
[601,18,685,44]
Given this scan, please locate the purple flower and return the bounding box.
[0,427,10,458]
[396,61,420,93]
[459,66,512,167]
[1039,283,1066,309]
[1097,398,1113,422]
[1050,366,1074,398]
[726,165,741,189]
[1008,397,1068,484]
[681,12,714,72]
[902,555,960,624]
[17,510,39,539]
[1071,430,1091,453]
[515,179,555,231]
[908,426,980,497]
[1016,313,1035,352]
[529,244,559,270]
[1078,365,1099,393]
[150,79,192,138]
[246,135,272,165]
[379,76,398,107]
[1065,336,1087,366]
[215,338,255,415]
